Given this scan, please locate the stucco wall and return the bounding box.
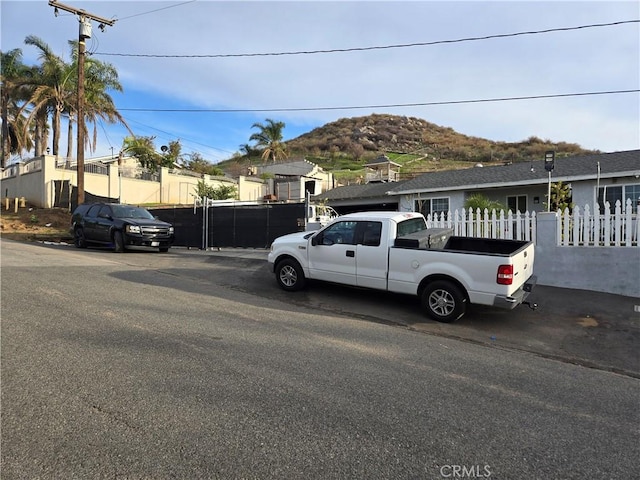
[534,213,640,298]
[1,156,251,207]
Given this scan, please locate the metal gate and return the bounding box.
[151,202,306,249]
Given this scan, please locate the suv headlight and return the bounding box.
[126,225,141,234]
[169,226,174,234]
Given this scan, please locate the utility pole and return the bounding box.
[48,1,115,206]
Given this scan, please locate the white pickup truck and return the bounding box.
[267,211,536,322]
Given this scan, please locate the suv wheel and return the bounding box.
[113,231,126,253]
[74,228,87,248]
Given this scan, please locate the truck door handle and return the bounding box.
[346,250,355,257]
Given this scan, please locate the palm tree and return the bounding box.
[238,143,255,159]
[121,135,161,170]
[1,48,33,166]
[21,35,72,157]
[19,36,130,160]
[68,40,132,157]
[121,135,177,172]
[249,118,288,163]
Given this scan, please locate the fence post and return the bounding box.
[573,206,581,245]
[624,199,632,247]
[533,212,558,285]
[603,202,611,246]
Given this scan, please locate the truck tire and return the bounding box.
[421,280,467,323]
[275,258,306,292]
[113,231,126,253]
[74,228,87,248]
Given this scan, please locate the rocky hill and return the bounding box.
[286,113,595,163]
[222,114,598,181]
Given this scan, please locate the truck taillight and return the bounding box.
[497,265,514,285]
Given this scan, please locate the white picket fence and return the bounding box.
[557,199,639,247]
[425,209,536,242]
[424,199,640,247]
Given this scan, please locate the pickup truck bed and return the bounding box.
[444,236,530,255]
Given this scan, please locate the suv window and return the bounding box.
[97,205,112,218]
[86,204,102,217]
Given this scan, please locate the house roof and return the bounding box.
[313,150,639,202]
[364,155,401,168]
[314,180,409,201]
[257,159,320,177]
[388,149,640,195]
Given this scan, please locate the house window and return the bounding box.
[415,197,449,217]
[598,184,640,210]
[507,195,527,213]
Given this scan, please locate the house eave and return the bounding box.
[388,170,640,196]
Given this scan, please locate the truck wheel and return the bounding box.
[421,280,467,323]
[275,258,306,291]
[113,231,126,253]
[74,228,87,248]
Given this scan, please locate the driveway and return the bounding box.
[203,247,640,377]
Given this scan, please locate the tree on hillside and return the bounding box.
[249,118,287,163]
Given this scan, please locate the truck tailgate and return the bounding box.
[509,242,535,293]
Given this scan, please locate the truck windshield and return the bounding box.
[397,217,428,237]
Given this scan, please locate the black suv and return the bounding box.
[70,203,174,253]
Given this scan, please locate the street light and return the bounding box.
[545,151,555,212]
[544,151,555,172]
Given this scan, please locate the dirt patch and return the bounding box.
[0,206,73,242]
[577,316,599,328]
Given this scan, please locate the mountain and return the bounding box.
[221,114,598,180]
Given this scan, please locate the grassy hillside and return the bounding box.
[220,114,597,183]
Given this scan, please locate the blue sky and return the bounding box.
[2,0,639,164]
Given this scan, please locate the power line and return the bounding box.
[115,0,197,22]
[116,89,640,114]
[121,116,235,155]
[93,19,639,58]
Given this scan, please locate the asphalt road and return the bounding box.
[1,240,638,479]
